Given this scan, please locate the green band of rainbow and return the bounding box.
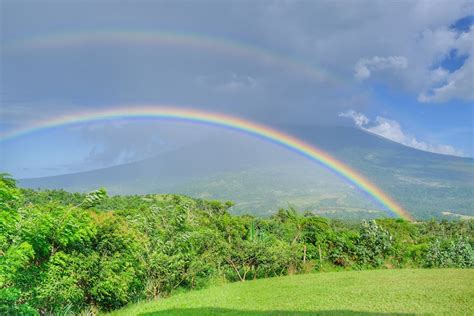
[0,105,414,221]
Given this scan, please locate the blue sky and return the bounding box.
[0,0,473,178]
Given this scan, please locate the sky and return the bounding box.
[0,0,473,178]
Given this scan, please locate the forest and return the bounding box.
[1,174,473,315]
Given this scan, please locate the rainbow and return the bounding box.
[0,105,414,221]
[5,30,338,85]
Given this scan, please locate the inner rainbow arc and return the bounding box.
[0,105,414,221]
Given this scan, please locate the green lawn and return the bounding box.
[108,269,474,315]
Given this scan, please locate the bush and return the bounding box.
[354,220,393,267]
[424,238,474,268]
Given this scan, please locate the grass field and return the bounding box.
[108,269,474,315]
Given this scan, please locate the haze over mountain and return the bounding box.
[19,126,474,220]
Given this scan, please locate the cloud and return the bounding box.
[80,120,220,167]
[259,1,470,102]
[339,110,465,156]
[81,122,165,166]
[197,72,258,93]
[216,74,258,92]
[354,56,408,80]
[2,1,471,119]
[418,25,474,102]
[339,110,369,126]
[2,1,473,176]
[0,101,85,126]
[418,54,474,102]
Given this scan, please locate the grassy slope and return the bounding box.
[109,269,474,315]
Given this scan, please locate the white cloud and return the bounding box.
[216,74,258,92]
[417,25,474,103]
[418,55,474,102]
[339,110,369,126]
[427,67,450,84]
[354,56,408,80]
[339,110,465,156]
[196,73,258,93]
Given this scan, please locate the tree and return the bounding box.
[355,220,393,267]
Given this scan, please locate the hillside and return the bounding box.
[108,269,474,315]
[19,126,474,219]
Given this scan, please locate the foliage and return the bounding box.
[354,220,393,267]
[80,188,108,209]
[0,179,472,314]
[424,237,474,268]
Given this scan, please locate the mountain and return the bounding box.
[19,126,474,220]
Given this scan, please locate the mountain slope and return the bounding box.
[19,126,474,219]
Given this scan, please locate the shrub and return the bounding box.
[354,220,393,267]
[424,237,474,268]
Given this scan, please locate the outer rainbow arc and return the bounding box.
[6,30,338,85]
[0,105,414,221]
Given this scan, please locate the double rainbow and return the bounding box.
[0,106,414,221]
